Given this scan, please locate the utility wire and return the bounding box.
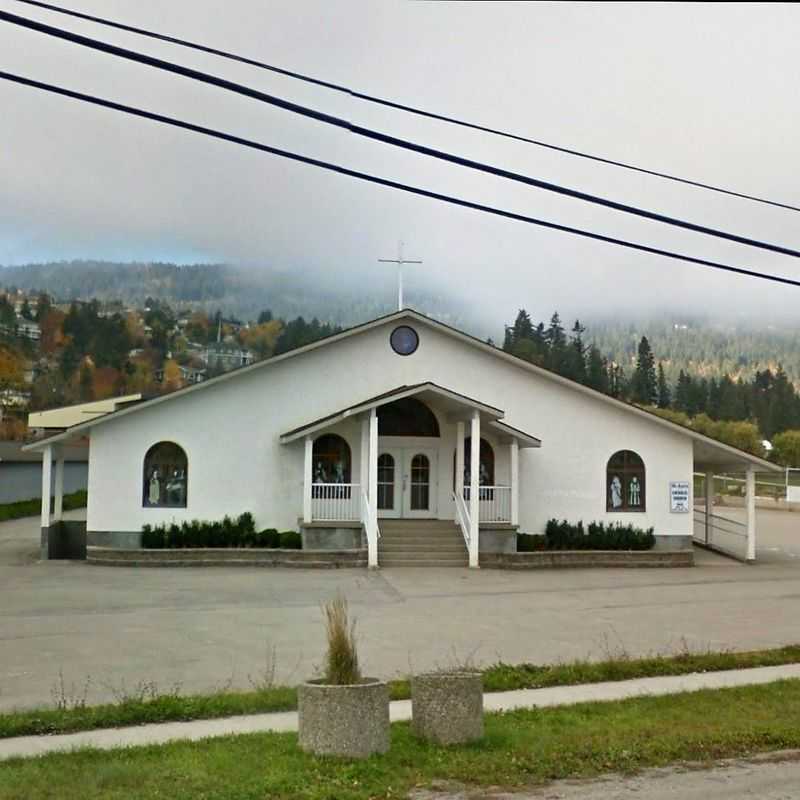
[12,0,800,215]
[2,68,799,291]
[2,11,800,263]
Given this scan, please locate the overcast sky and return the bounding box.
[1,1,799,324]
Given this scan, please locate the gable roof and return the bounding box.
[21,308,781,472]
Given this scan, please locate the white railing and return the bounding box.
[361,488,380,568]
[311,483,361,521]
[693,508,748,562]
[453,489,471,550]
[463,485,512,523]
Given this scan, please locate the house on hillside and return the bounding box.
[25,309,779,565]
[201,343,254,371]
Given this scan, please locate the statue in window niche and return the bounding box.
[314,461,327,483]
[333,460,345,484]
[148,468,161,505]
[479,462,490,486]
[610,475,623,508]
[166,467,186,505]
[629,476,641,507]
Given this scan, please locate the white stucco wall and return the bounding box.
[86,315,693,538]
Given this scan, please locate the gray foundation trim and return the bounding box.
[478,528,517,553]
[87,530,143,549]
[301,525,364,551]
[41,520,87,560]
[652,535,693,552]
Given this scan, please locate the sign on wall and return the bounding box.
[669,481,690,513]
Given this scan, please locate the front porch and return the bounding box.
[280,382,541,568]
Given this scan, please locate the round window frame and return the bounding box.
[390,325,419,356]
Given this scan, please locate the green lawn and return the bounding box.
[2,680,800,799]
[0,490,87,522]
[3,644,800,740]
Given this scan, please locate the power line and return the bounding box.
[3,11,799,262]
[1,68,799,292]
[12,0,800,215]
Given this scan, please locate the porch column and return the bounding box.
[53,447,65,523]
[360,415,369,493]
[303,435,313,524]
[455,421,465,498]
[40,443,52,531]
[368,408,378,510]
[469,410,480,568]
[510,439,519,527]
[704,470,714,546]
[745,466,756,562]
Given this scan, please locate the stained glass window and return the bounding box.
[143,442,187,508]
[606,450,645,512]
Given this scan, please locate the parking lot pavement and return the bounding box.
[1,509,799,712]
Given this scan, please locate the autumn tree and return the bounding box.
[39,308,66,355]
[162,359,183,392]
[772,430,800,467]
[240,319,282,358]
[0,346,24,387]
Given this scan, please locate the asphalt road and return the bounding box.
[1,509,799,711]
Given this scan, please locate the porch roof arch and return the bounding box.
[279,382,541,448]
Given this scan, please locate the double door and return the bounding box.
[376,447,438,518]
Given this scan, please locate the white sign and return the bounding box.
[669,481,690,513]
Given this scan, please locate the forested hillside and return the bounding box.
[0,261,463,329]
[585,315,800,387]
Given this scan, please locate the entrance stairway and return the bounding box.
[378,519,469,567]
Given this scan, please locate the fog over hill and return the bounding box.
[1,260,798,387]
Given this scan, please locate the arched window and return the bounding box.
[377,397,440,437]
[453,438,495,490]
[607,450,645,512]
[143,442,188,508]
[312,434,351,484]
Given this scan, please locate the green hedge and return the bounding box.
[518,519,655,552]
[141,513,301,549]
[0,489,88,523]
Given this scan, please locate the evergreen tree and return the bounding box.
[512,309,534,344]
[19,298,33,321]
[656,363,671,408]
[565,320,587,383]
[632,336,657,405]
[586,344,609,393]
[545,312,567,373]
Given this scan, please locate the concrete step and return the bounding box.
[379,545,466,554]
[380,558,469,568]
[379,549,467,560]
[381,535,461,540]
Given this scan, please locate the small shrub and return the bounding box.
[322,594,361,685]
[139,514,299,549]
[543,518,654,550]
[516,533,546,552]
[279,530,302,549]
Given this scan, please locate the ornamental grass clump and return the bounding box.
[322,594,361,685]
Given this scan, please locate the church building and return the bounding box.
[26,309,778,567]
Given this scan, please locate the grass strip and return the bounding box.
[2,680,800,799]
[0,490,87,522]
[2,644,800,741]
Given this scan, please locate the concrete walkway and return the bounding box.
[2,663,800,762]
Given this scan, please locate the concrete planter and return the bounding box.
[411,671,484,744]
[298,678,389,758]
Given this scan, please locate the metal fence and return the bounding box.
[693,508,749,561]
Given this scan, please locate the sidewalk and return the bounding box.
[2,663,800,762]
